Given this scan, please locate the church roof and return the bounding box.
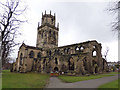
[20,43,42,50]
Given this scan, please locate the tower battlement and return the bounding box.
[40,11,56,27]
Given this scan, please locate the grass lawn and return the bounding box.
[2,70,49,88]
[58,74,115,83]
[107,72,119,74]
[98,79,120,89]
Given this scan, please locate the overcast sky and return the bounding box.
[11,0,118,62]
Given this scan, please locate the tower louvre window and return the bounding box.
[51,18,53,24]
[49,30,51,37]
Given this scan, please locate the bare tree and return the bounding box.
[108,1,120,36]
[103,47,109,61]
[0,0,27,67]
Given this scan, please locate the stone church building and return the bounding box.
[11,11,108,75]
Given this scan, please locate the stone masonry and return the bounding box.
[11,11,108,75]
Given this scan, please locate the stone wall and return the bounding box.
[11,40,108,75]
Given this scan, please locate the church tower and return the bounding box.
[36,11,59,48]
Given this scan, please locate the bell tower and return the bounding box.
[36,11,59,48]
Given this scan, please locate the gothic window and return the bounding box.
[83,59,87,71]
[67,48,70,54]
[20,53,23,65]
[53,31,55,36]
[41,31,43,38]
[37,52,41,58]
[34,58,37,62]
[49,51,51,56]
[68,57,74,70]
[55,49,57,54]
[29,51,34,58]
[80,46,84,50]
[64,48,67,53]
[55,58,58,64]
[75,46,79,51]
[93,45,96,49]
[43,59,46,64]
[92,51,97,56]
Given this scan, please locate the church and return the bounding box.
[11,11,108,75]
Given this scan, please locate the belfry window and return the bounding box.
[29,51,34,58]
[51,18,54,24]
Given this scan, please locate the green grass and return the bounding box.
[98,79,119,89]
[58,74,115,83]
[107,72,119,74]
[2,70,49,88]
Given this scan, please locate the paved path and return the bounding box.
[45,74,119,89]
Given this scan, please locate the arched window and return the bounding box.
[43,59,46,64]
[41,31,44,38]
[93,51,97,56]
[93,45,96,48]
[64,48,68,53]
[37,52,41,58]
[29,51,34,58]
[67,48,70,54]
[68,57,74,70]
[83,59,88,71]
[20,53,23,65]
[75,46,79,51]
[55,58,58,64]
[49,51,51,56]
[80,46,84,50]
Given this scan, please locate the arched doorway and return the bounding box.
[54,67,59,72]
